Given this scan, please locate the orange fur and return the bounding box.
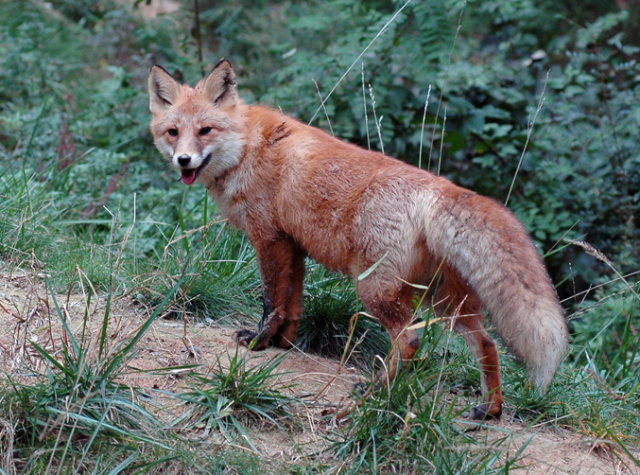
[149,60,569,419]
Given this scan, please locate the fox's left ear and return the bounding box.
[202,59,238,107]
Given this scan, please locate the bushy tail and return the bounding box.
[424,190,568,391]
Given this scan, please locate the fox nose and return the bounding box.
[177,155,191,167]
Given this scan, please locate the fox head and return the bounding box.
[148,60,245,185]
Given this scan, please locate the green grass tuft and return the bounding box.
[172,348,295,449]
[296,267,389,368]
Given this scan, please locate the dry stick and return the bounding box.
[418,85,432,169]
[437,107,447,176]
[312,78,334,136]
[428,0,467,172]
[308,0,412,124]
[577,281,592,307]
[505,70,549,208]
[569,287,631,320]
[369,85,385,154]
[297,334,368,400]
[362,63,371,150]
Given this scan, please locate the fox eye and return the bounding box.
[199,127,212,136]
[167,128,178,137]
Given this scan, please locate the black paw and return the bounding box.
[351,379,382,397]
[352,382,368,396]
[467,404,502,420]
[270,333,294,349]
[236,329,260,349]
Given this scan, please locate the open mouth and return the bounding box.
[180,154,212,185]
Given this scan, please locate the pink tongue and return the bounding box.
[181,169,197,185]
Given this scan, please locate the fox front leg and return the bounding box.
[236,234,306,350]
[235,291,278,350]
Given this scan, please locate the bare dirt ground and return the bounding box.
[0,269,637,474]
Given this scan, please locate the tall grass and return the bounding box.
[144,220,262,325]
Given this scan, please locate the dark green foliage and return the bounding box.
[195,0,640,289]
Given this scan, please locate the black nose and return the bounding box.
[177,155,191,167]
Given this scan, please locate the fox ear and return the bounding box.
[148,65,181,113]
[201,59,238,106]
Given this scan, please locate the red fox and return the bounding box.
[148,60,569,418]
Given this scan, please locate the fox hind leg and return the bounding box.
[453,313,503,419]
[435,268,503,419]
[359,281,421,383]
